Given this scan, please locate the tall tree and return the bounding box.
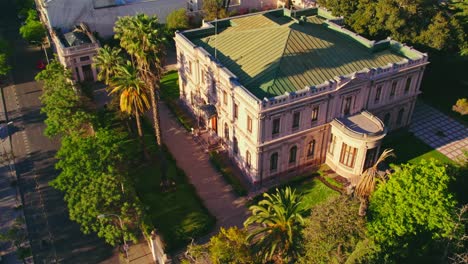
[93,45,124,85]
[114,14,166,147]
[367,159,458,260]
[52,129,143,246]
[19,9,46,43]
[355,149,394,216]
[108,61,150,139]
[36,60,93,137]
[244,187,306,262]
[166,8,190,30]
[202,0,229,21]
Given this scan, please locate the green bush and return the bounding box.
[209,151,248,196]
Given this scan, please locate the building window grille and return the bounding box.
[292,112,300,129]
[272,118,280,136]
[404,77,412,94]
[307,140,316,157]
[375,86,382,103]
[247,116,252,133]
[339,143,357,168]
[289,146,297,164]
[270,152,278,172]
[311,106,319,122]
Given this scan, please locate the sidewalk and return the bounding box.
[159,102,250,230]
[409,101,468,163]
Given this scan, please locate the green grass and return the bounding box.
[322,176,343,189]
[133,162,215,251]
[132,117,215,251]
[160,71,195,131]
[209,151,248,196]
[295,179,341,210]
[250,175,340,212]
[382,131,455,165]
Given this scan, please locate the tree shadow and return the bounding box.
[15,150,113,263]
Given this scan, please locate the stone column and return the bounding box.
[77,65,84,82]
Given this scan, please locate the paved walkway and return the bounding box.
[410,101,468,162]
[159,102,250,230]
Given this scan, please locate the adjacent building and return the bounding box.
[174,8,428,184]
[36,0,186,38]
[50,23,100,82]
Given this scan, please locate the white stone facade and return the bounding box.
[174,9,428,184]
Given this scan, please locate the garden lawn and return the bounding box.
[132,122,215,251]
[133,158,215,251]
[382,131,454,165]
[295,179,340,210]
[160,70,195,131]
[252,177,340,212]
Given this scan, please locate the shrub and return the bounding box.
[209,151,248,196]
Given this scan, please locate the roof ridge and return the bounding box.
[268,28,293,95]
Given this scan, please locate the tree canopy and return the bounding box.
[368,159,458,259]
[167,8,190,30]
[317,0,466,54]
[19,9,46,43]
[299,196,366,264]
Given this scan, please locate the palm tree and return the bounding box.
[355,148,395,216]
[244,187,306,263]
[93,45,124,85]
[114,14,166,147]
[108,62,150,138]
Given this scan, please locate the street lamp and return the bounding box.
[31,40,49,64]
[97,214,129,261]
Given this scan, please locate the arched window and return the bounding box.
[383,113,391,127]
[270,152,278,172]
[224,123,229,140]
[246,150,251,168]
[233,137,238,154]
[307,140,316,157]
[289,146,297,164]
[396,108,405,126]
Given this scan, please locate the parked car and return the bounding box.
[36,60,46,70]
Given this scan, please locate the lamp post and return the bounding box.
[97,214,129,261]
[31,41,49,64]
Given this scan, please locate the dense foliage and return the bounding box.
[299,196,366,264]
[167,8,190,30]
[202,0,229,21]
[244,187,306,262]
[35,61,93,137]
[368,159,458,260]
[37,61,146,247]
[19,9,46,43]
[317,0,466,54]
[0,38,10,76]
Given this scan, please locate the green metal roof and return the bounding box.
[190,13,410,99]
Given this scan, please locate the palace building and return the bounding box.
[174,8,428,184]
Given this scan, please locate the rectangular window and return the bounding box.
[223,91,228,105]
[201,69,206,84]
[339,143,357,168]
[246,150,251,168]
[328,134,336,155]
[234,103,238,119]
[247,115,252,133]
[211,79,216,93]
[80,56,90,62]
[307,140,316,157]
[311,106,319,122]
[189,61,192,73]
[272,118,280,136]
[405,77,412,94]
[343,97,352,115]
[375,86,382,103]
[292,112,300,129]
[390,81,397,98]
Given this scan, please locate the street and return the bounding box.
[0,0,114,262]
